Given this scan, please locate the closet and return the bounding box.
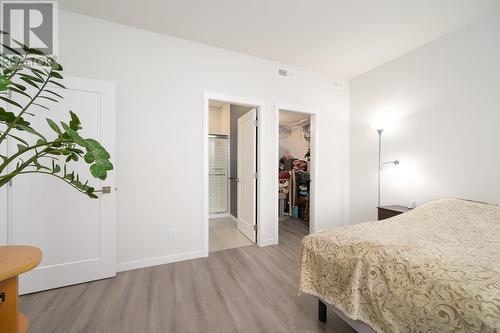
[278,111,311,224]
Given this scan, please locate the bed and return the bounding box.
[299,198,500,332]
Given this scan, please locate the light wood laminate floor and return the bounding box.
[209,217,253,252]
[21,219,356,333]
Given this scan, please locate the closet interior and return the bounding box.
[278,110,312,229]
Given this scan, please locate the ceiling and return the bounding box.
[60,0,500,78]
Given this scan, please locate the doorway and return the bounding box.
[276,107,316,240]
[205,96,260,254]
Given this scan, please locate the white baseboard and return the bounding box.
[116,250,205,272]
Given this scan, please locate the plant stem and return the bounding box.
[0,66,53,146]
[14,170,91,195]
[0,148,47,186]
[0,138,70,174]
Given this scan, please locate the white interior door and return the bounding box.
[237,109,257,243]
[7,76,116,294]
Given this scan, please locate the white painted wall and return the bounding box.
[57,11,350,269]
[349,10,500,224]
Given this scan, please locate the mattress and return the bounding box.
[299,199,500,332]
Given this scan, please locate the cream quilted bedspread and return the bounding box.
[299,199,500,332]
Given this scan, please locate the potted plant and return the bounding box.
[0,32,112,194]
[0,31,112,331]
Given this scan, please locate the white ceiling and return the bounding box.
[60,0,500,78]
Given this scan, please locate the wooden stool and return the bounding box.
[0,246,42,333]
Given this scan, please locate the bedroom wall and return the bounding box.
[349,10,500,224]
[57,10,350,270]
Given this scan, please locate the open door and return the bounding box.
[7,76,116,294]
[237,109,257,243]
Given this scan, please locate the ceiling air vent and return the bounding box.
[278,67,296,79]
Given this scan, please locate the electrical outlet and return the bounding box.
[168,228,176,240]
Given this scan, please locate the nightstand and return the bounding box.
[377,205,412,220]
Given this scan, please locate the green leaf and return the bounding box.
[0,107,30,128]
[1,43,22,56]
[90,164,107,180]
[46,118,62,135]
[16,124,46,140]
[48,80,66,89]
[65,171,74,182]
[96,159,113,171]
[38,95,59,103]
[44,89,63,99]
[49,59,63,71]
[17,144,28,153]
[84,152,95,163]
[0,75,10,91]
[86,187,97,199]
[0,95,22,108]
[20,76,39,89]
[26,57,48,67]
[50,71,63,79]
[85,139,110,158]
[69,111,81,130]
[61,122,86,146]
[8,86,31,99]
[33,159,50,171]
[30,67,47,79]
[19,73,43,83]
[11,39,29,52]
[11,82,26,91]
[27,48,44,55]
[6,133,28,146]
[32,103,50,110]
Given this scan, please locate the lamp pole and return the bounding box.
[377,129,383,207]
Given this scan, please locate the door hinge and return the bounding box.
[253,120,259,127]
[253,172,258,179]
[253,224,258,231]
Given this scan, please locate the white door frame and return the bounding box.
[203,91,265,256]
[274,103,318,242]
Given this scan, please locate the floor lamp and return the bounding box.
[377,129,399,207]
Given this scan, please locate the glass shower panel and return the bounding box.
[209,136,229,214]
